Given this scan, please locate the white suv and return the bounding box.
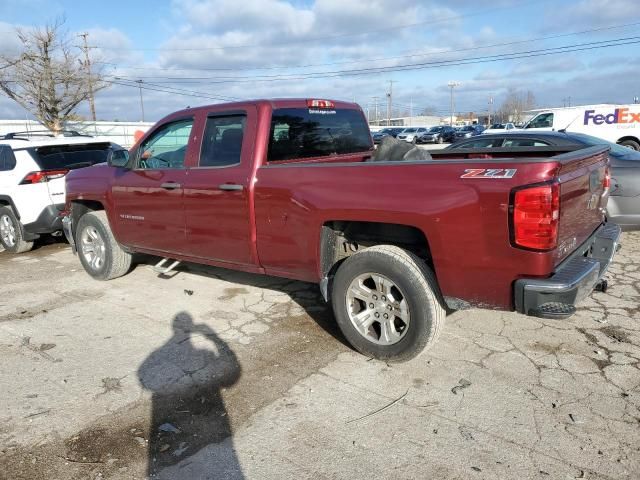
[0,131,120,253]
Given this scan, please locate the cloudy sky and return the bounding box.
[0,0,638,122]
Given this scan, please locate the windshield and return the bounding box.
[490,124,504,129]
[403,128,417,133]
[568,133,640,160]
[461,126,474,131]
[428,127,443,132]
[31,142,115,170]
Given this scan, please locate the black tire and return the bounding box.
[331,245,445,362]
[437,136,443,144]
[619,139,640,151]
[412,137,417,144]
[76,211,132,280]
[0,206,34,254]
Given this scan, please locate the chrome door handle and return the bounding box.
[160,182,182,190]
[218,184,244,191]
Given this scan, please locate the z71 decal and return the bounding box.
[460,168,517,179]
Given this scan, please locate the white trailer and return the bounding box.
[522,104,640,150]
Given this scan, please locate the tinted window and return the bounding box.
[568,133,640,160]
[138,119,193,169]
[199,115,245,167]
[0,145,16,171]
[526,113,554,129]
[490,124,504,129]
[429,127,443,132]
[32,142,113,170]
[452,138,502,149]
[502,138,551,147]
[268,108,372,162]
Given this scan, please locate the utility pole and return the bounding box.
[135,80,145,122]
[447,81,461,126]
[409,96,413,126]
[488,96,493,126]
[78,32,97,123]
[386,80,395,126]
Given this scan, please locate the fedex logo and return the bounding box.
[584,108,640,126]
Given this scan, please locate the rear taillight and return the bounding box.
[19,169,69,185]
[512,183,560,251]
[603,166,611,191]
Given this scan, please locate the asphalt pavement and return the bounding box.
[0,233,638,479]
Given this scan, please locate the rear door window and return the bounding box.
[502,138,551,147]
[199,115,246,167]
[451,138,503,149]
[268,108,372,162]
[0,145,16,171]
[31,142,114,170]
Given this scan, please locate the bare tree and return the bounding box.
[0,20,105,133]
[498,88,537,124]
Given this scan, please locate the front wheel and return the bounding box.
[0,206,33,254]
[437,136,443,144]
[331,245,445,362]
[76,211,132,280]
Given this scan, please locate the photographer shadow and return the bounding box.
[138,311,243,479]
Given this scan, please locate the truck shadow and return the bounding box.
[138,311,244,479]
[136,254,351,350]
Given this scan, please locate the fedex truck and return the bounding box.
[522,104,640,150]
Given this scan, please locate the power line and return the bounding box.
[94,20,640,74]
[108,78,240,102]
[109,35,640,85]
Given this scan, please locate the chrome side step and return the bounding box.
[153,258,181,275]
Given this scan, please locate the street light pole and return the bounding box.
[488,96,493,126]
[135,80,145,122]
[447,81,461,127]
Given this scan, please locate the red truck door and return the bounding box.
[181,109,257,266]
[111,118,195,254]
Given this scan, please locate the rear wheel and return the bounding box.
[619,139,640,151]
[0,206,33,254]
[76,211,132,280]
[331,245,445,362]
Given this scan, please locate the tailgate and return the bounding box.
[31,142,113,206]
[555,146,610,264]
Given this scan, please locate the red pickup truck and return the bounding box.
[62,99,620,361]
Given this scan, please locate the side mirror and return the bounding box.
[108,149,130,168]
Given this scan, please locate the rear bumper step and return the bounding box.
[514,223,621,319]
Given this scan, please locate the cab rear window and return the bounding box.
[31,142,114,170]
[268,108,372,162]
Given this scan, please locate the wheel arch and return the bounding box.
[0,195,19,218]
[69,199,106,238]
[617,135,640,148]
[319,220,436,300]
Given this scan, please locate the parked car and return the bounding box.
[372,127,404,144]
[396,127,429,143]
[0,131,122,253]
[453,125,485,140]
[415,125,457,144]
[62,98,618,361]
[483,123,516,134]
[447,131,640,230]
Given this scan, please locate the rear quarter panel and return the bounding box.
[254,159,563,310]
